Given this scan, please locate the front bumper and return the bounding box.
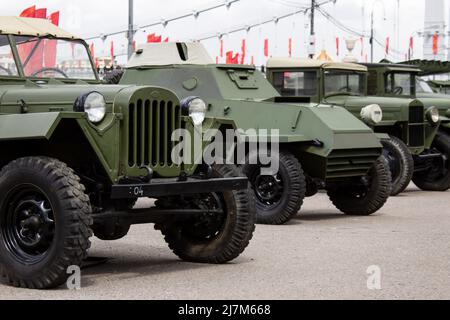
[111,177,248,199]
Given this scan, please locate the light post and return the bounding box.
[370,0,386,63]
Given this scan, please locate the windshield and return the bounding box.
[385,72,415,96]
[324,71,365,96]
[416,78,434,94]
[0,35,19,76]
[14,36,96,80]
[271,71,318,97]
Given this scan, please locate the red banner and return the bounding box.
[264,39,269,57]
[90,43,95,59]
[19,5,36,17]
[25,8,47,75]
[44,11,59,68]
[220,39,224,57]
[110,41,114,61]
[336,37,339,56]
[226,51,233,64]
[240,39,246,64]
[432,33,438,55]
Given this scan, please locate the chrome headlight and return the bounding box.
[426,106,440,125]
[181,96,207,126]
[74,91,106,123]
[361,104,383,125]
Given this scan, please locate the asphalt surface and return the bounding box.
[1,184,449,300]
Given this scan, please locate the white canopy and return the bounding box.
[0,16,79,39]
[127,42,214,68]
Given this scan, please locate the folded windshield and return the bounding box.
[14,35,96,80]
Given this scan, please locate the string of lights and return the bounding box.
[84,0,240,41]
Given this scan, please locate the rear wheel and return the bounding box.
[381,136,414,196]
[413,132,450,191]
[158,165,255,264]
[242,151,306,225]
[0,157,92,289]
[327,156,392,216]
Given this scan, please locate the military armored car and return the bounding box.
[361,63,450,191]
[0,17,256,289]
[106,43,391,226]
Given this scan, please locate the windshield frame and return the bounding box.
[4,34,99,81]
[322,69,367,98]
[269,68,320,99]
[384,71,416,97]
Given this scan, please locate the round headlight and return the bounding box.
[74,91,106,123]
[426,106,440,125]
[181,96,207,126]
[361,104,383,125]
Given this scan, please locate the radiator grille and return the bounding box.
[326,149,381,179]
[128,99,181,168]
[408,105,425,147]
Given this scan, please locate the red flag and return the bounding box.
[110,41,114,61]
[26,8,47,74]
[164,37,169,42]
[90,43,95,59]
[220,39,224,57]
[226,51,233,64]
[216,56,219,64]
[288,38,292,57]
[336,37,340,56]
[251,56,254,65]
[264,39,269,57]
[18,6,37,71]
[409,36,414,50]
[240,39,246,64]
[432,33,438,55]
[95,58,99,69]
[232,53,239,64]
[20,5,36,17]
[147,34,162,43]
[385,37,390,56]
[44,11,59,68]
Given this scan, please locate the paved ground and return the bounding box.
[1,184,449,300]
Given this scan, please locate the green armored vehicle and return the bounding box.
[361,63,450,191]
[106,42,391,226]
[266,58,442,195]
[0,17,256,289]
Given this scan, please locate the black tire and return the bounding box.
[93,223,131,241]
[160,164,255,264]
[381,136,414,196]
[104,69,124,85]
[242,151,306,225]
[413,132,450,191]
[0,157,92,289]
[327,156,392,216]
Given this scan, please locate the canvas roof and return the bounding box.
[127,42,215,67]
[0,16,79,39]
[267,57,368,72]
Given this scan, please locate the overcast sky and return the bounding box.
[2,0,440,65]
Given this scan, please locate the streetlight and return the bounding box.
[370,0,386,63]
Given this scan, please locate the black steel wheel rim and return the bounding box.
[251,172,284,208]
[1,184,55,265]
[423,147,449,181]
[183,193,227,241]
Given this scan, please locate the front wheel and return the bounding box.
[242,151,306,225]
[158,164,255,264]
[413,133,450,191]
[381,135,414,196]
[327,156,392,216]
[0,157,92,289]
